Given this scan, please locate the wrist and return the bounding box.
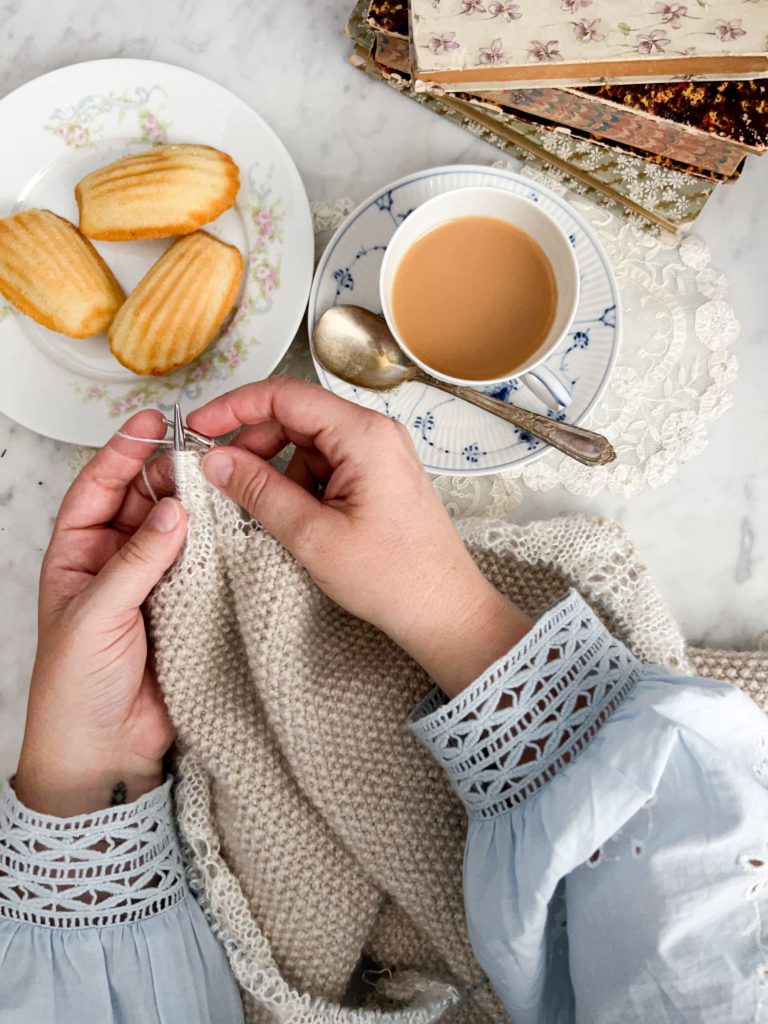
[15,740,163,817]
[388,568,532,698]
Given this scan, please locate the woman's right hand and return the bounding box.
[188,376,530,695]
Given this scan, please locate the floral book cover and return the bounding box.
[411,0,768,90]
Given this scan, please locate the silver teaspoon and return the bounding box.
[312,305,616,468]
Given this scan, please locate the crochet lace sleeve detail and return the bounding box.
[0,778,188,928]
[409,590,643,820]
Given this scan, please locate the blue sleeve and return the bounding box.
[0,778,244,1024]
[410,590,768,1024]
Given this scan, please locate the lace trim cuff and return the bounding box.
[0,778,188,929]
[409,590,643,820]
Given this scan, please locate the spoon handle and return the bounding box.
[419,376,616,467]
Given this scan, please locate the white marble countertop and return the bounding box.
[0,0,766,776]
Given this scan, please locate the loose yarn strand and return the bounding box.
[115,430,177,446]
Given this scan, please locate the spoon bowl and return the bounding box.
[312,305,417,390]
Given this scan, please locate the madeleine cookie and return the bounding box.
[76,144,240,241]
[109,231,243,376]
[0,209,125,338]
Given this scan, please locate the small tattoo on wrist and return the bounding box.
[110,781,127,806]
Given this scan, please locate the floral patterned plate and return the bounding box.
[309,164,620,476]
[0,58,313,445]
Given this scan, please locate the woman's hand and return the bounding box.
[14,411,187,816]
[189,376,530,696]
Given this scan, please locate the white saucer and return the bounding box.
[309,164,620,476]
[0,59,313,446]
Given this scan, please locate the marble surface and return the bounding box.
[0,0,766,777]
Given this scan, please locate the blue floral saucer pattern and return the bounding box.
[308,165,620,476]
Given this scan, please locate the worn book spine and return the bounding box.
[469,89,745,177]
[469,98,742,181]
[469,82,765,176]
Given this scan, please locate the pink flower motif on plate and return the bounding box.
[714,19,746,41]
[654,3,687,28]
[428,31,460,53]
[636,29,670,54]
[479,37,507,63]
[220,346,241,368]
[190,361,212,382]
[139,110,167,144]
[527,39,564,63]
[487,1,521,21]
[459,0,485,12]
[58,123,89,147]
[256,265,277,294]
[573,17,604,41]
[253,208,274,238]
[560,0,591,11]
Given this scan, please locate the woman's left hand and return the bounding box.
[14,411,187,817]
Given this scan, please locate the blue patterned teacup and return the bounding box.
[379,186,579,410]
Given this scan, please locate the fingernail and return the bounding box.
[148,497,181,533]
[203,451,234,488]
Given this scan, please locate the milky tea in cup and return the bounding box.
[379,187,580,388]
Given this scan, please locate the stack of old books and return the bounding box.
[345,0,768,231]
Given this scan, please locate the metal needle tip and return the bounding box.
[173,403,185,452]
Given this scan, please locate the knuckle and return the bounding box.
[270,373,295,400]
[116,536,151,572]
[393,418,412,443]
[375,413,417,454]
[239,465,270,514]
[367,410,401,439]
[290,513,318,557]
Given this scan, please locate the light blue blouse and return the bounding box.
[2,591,767,1023]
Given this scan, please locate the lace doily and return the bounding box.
[305,168,740,514]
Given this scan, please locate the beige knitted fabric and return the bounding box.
[148,453,767,1024]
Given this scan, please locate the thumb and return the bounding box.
[202,446,323,556]
[89,497,188,614]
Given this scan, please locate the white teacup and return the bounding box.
[379,187,580,409]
